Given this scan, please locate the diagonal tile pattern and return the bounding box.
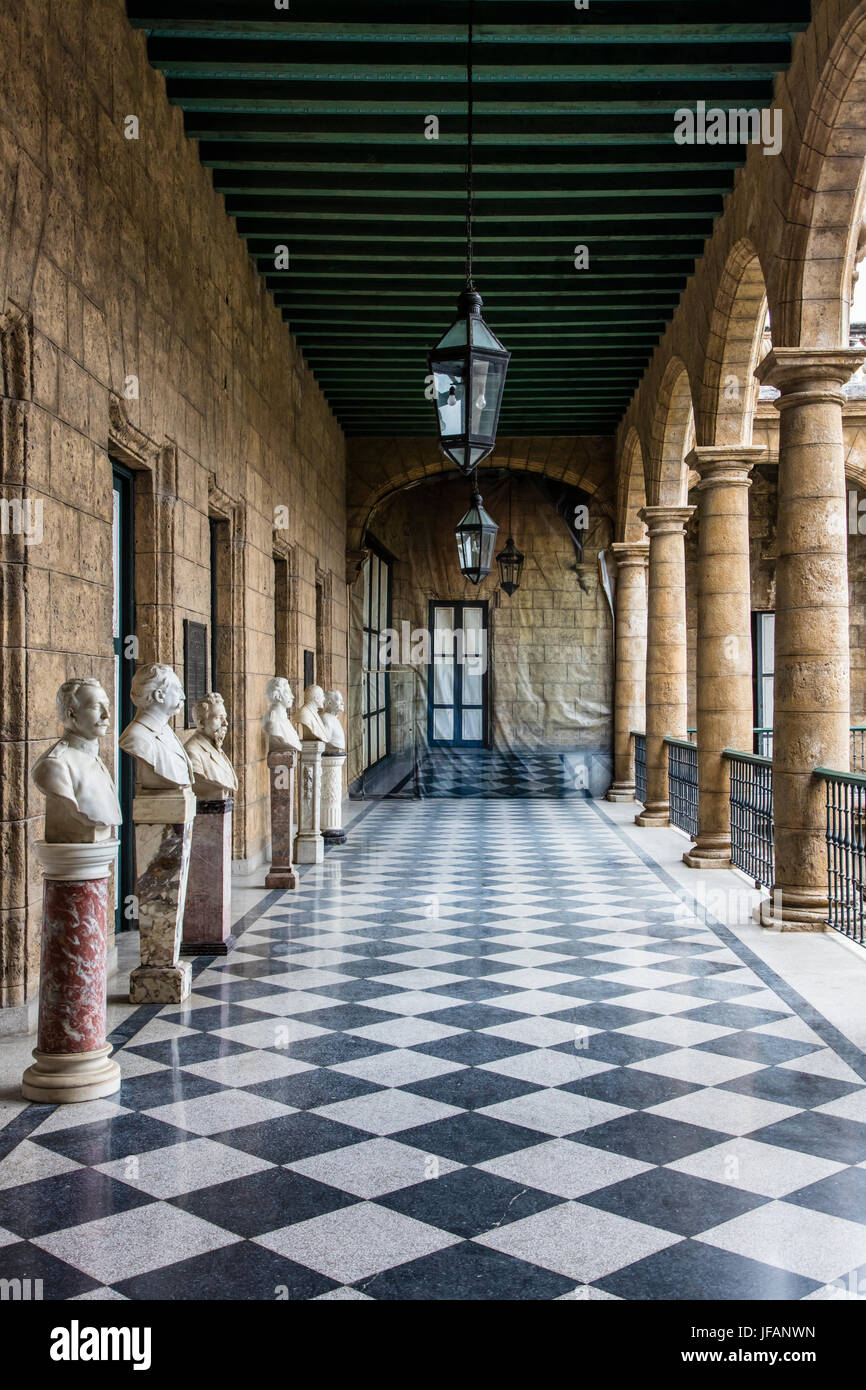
[1,795,865,1300]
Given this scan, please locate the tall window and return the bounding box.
[361,543,392,770]
[753,611,774,744]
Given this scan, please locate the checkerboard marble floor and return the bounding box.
[2,795,866,1301]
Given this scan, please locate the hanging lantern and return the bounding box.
[428,289,511,476]
[497,536,525,596]
[426,4,510,475]
[455,480,498,585]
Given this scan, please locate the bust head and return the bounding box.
[323,689,344,717]
[57,678,111,742]
[265,676,293,710]
[303,684,325,711]
[130,663,185,722]
[192,692,228,748]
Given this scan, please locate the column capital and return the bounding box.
[610,540,649,569]
[638,504,694,537]
[755,347,865,405]
[686,445,765,492]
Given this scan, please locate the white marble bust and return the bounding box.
[261,676,302,753]
[297,683,329,743]
[118,664,193,790]
[31,678,122,843]
[185,692,238,800]
[321,689,346,753]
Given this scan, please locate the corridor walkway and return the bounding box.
[2,797,866,1301]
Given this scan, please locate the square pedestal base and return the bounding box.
[296,837,324,864]
[265,868,299,889]
[129,960,192,1004]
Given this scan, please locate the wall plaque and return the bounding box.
[184,619,208,727]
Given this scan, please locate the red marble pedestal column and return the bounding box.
[181,798,236,955]
[22,840,122,1104]
[266,750,299,889]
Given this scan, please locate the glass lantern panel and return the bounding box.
[433,363,465,437]
[479,526,498,572]
[470,357,507,439]
[458,529,481,570]
[435,319,469,351]
[471,318,507,352]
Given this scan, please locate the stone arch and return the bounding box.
[615,428,648,542]
[647,357,696,507]
[700,239,770,446]
[346,438,615,559]
[779,2,866,347]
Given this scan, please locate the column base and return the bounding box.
[683,837,732,871]
[180,934,237,957]
[295,837,324,865]
[635,804,669,827]
[606,783,636,803]
[323,829,347,845]
[265,868,299,889]
[759,892,829,933]
[129,960,192,1004]
[22,1044,121,1104]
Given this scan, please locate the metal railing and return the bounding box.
[632,731,646,805]
[665,737,698,840]
[724,748,774,889]
[817,768,866,945]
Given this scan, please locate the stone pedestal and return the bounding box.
[266,749,299,889]
[606,541,649,801]
[635,505,694,827]
[22,840,122,1104]
[321,752,347,843]
[295,740,324,864]
[182,798,235,955]
[129,786,195,1003]
[755,348,864,929]
[684,448,764,870]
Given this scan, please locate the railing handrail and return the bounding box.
[815,766,866,788]
[664,735,698,751]
[630,730,646,738]
[723,747,772,768]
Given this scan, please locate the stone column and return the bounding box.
[182,799,235,955]
[129,787,195,1003]
[295,740,324,864]
[321,752,348,843]
[22,841,122,1103]
[266,750,299,889]
[635,505,694,827]
[683,447,764,869]
[606,541,649,801]
[755,347,864,928]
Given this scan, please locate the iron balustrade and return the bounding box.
[665,737,698,840]
[632,731,646,805]
[816,767,866,946]
[724,748,774,889]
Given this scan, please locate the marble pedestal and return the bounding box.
[321,751,347,844]
[22,840,122,1104]
[266,750,299,889]
[129,786,195,1004]
[295,740,324,864]
[182,798,235,955]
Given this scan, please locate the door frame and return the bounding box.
[427,599,489,748]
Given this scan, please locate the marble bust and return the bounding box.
[31,678,122,843]
[297,684,329,743]
[321,689,346,753]
[185,693,238,800]
[118,664,193,790]
[261,677,302,753]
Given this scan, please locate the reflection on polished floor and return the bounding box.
[2,796,866,1301]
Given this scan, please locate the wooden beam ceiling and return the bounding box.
[128,0,808,437]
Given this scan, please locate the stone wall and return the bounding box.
[0,0,347,1007]
[347,473,614,788]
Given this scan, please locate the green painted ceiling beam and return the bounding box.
[171,87,773,114]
